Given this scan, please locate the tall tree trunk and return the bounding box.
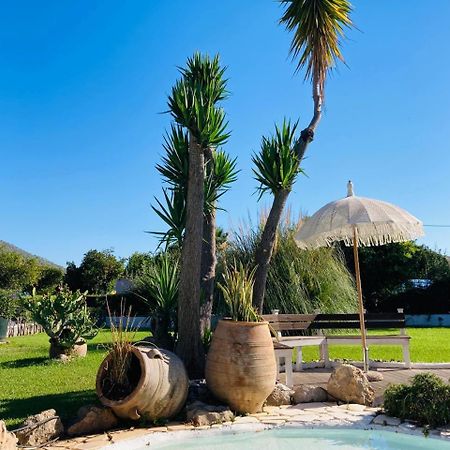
[253,189,290,314]
[200,147,216,335]
[200,209,216,335]
[252,82,323,313]
[176,132,205,378]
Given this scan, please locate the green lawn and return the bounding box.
[299,328,450,363]
[1,328,450,428]
[0,330,149,428]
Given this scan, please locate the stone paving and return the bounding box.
[46,402,450,449]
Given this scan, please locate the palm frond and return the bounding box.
[279,0,353,94]
[151,189,186,247]
[167,53,230,148]
[252,119,303,198]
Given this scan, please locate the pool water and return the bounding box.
[147,428,450,449]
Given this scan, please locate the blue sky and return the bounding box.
[1,1,449,266]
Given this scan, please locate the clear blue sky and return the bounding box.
[1,1,449,266]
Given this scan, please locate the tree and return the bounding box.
[252,0,354,312]
[341,242,450,311]
[65,249,124,294]
[36,266,65,292]
[0,249,42,292]
[167,53,229,377]
[153,103,236,339]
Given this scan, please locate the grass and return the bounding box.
[0,330,149,428]
[1,328,450,428]
[299,328,450,363]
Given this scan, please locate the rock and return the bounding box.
[0,421,17,450]
[265,383,293,406]
[16,409,64,446]
[292,385,328,404]
[186,401,234,427]
[67,405,119,437]
[366,371,384,382]
[372,414,401,426]
[327,364,374,406]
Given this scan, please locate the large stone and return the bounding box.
[16,409,64,446]
[67,405,119,437]
[327,364,374,406]
[292,385,328,404]
[0,421,17,450]
[186,401,234,427]
[265,383,293,406]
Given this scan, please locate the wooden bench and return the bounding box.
[263,311,411,387]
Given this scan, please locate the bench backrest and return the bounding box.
[262,313,406,332]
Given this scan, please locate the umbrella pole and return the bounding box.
[353,225,369,372]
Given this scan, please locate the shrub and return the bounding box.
[132,251,179,349]
[23,287,98,349]
[384,373,450,427]
[0,290,18,319]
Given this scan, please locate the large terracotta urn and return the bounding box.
[206,319,277,413]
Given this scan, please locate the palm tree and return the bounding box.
[252,0,353,312]
[167,53,229,377]
[152,135,237,334]
[252,120,303,312]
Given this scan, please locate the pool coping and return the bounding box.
[49,402,450,449]
[102,420,450,450]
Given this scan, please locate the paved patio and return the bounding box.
[279,367,450,406]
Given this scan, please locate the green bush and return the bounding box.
[384,373,450,427]
[0,290,18,319]
[23,287,98,349]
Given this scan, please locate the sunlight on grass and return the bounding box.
[0,330,149,427]
[298,328,450,363]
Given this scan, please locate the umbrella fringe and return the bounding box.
[296,222,425,249]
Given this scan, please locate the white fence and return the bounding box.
[7,320,43,337]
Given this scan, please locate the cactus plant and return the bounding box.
[24,287,98,357]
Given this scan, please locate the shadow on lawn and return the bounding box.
[1,390,98,427]
[0,356,49,369]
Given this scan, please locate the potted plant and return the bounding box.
[205,262,277,414]
[0,290,17,342]
[24,287,98,358]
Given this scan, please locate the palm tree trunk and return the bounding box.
[296,80,322,159]
[253,189,290,314]
[200,209,216,335]
[176,132,205,378]
[200,147,216,335]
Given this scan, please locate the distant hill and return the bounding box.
[0,240,64,270]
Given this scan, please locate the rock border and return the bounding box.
[44,402,450,450]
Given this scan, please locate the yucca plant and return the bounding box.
[134,252,179,350]
[251,0,354,312]
[162,52,231,377]
[219,261,260,322]
[252,119,303,312]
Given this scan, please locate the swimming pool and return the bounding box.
[126,428,450,450]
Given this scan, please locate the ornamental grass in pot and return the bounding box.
[205,262,277,413]
[96,303,189,421]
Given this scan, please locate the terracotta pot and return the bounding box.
[96,346,189,421]
[49,341,87,359]
[205,319,277,413]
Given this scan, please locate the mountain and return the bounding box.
[0,240,64,270]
